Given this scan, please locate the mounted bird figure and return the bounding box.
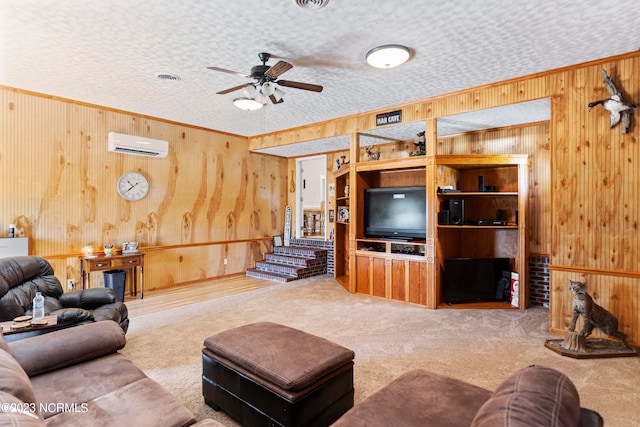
[588,69,638,133]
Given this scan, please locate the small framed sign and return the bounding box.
[376,110,402,126]
[273,235,283,247]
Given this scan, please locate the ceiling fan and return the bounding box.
[207,52,323,106]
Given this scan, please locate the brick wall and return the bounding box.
[528,255,550,307]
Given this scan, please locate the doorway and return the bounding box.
[296,155,326,239]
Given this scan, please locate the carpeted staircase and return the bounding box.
[246,246,327,283]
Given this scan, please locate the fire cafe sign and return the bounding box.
[376,110,402,126]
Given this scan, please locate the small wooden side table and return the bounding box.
[79,252,145,299]
[1,315,57,334]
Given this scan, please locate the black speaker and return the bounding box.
[478,175,485,192]
[447,199,464,225]
[438,210,450,225]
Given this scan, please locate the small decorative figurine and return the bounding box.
[364,146,380,161]
[409,131,426,156]
[336,156,350,170]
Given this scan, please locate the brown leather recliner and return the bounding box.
[0,256,128,341]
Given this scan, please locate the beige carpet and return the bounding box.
[120,275,640,427]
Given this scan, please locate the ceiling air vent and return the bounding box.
[296,0,329,9]
[155,72,181,81]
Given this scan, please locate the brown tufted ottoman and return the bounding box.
[202,322,355,427]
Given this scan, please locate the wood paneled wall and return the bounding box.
[263,51,640,346]
[552,62,640,271]
[0,87,286,291]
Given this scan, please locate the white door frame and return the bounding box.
[295,154,326,239]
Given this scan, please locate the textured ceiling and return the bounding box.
[1,1,639,157]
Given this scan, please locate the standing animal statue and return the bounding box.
[568,280,628,348]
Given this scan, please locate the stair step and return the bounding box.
[273,246,327,259]
[255,261,306,276]
[264,253,322,267]
[245,269,299,283]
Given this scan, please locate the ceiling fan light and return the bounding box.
[366,44,410,69]
[255,93,269,104]
[233,97,263,111]
[273,87,285,102]
[242,85,256,98]
[262,82,276,96]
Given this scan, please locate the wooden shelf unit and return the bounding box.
[435,154,528,309]
[333,165,351,290]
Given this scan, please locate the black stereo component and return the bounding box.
[446,199,464,225]
[465,219,507,226]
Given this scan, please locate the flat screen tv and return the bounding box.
[364,186,426,240]
[443,257,511,304]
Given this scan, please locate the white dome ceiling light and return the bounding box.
[233,97,263,111]
[366,45,411,69]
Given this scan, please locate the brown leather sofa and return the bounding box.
[0,320,223,426]
[331,365,604,427]
[0,256,128,340]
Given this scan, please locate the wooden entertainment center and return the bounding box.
[333,141,528,310]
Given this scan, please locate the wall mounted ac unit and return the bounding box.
[107,132,168,158]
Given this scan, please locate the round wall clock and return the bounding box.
[117,172,149,201]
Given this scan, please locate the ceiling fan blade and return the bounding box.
[269,94,284,104]
[266,61,293,79]
[276,80,323,93]
[207,66,251,79]
[216,83,252,95]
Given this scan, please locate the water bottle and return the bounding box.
[33,291,45,320]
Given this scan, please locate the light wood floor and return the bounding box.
[124,274,277,318]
